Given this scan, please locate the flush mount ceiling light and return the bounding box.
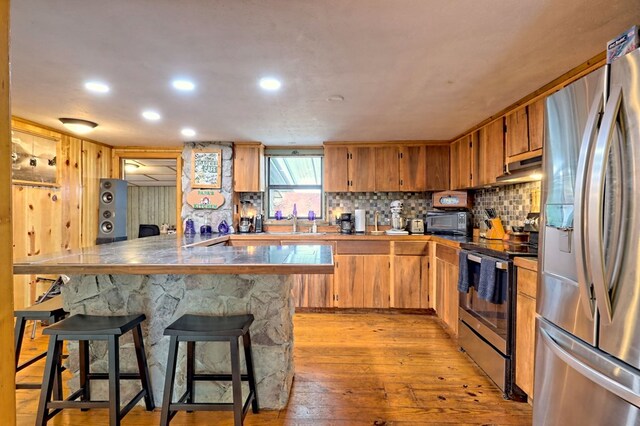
[59,118,98,135]
[84,81,110,93]
[142,110,161,121]
[181,128,196,137]
[327,95,345,102]
[172,79,195,91]
[124,162,139,172]
[259,77,282,91]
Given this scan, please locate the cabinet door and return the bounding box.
[449,139,461,190]
[445,260,459,336]
[393,255,423,308]
[348,147,376,192]
[233,144,264,192]
[375,146,400,192]
[399,145,427,191]
[334,255,364,307]
[505,108,529,158]
[324,146,349,192]
[457,135,472,189]
[478,119,505,186]
[528,99,544,152]
[363,255,390,308]
[516,292,536,399]
[424,145,450,191]
[435,258,446,318]
[292,274,334,308]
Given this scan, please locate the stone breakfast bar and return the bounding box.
[13,234,334,409]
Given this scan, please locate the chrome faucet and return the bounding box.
[287,213,298,233]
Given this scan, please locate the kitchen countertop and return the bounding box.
[514,256,539,271]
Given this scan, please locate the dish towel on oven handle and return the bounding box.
[478,256,504,304]
[457,250,471,292]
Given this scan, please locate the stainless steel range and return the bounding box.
[458,241,537,400]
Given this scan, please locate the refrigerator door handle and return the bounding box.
[587,85,623,324]
[573,94,603,318]
[540,322,640,408]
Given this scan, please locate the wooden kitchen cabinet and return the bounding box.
[392,241,429,309]
[527,98,544,152]
[348,147,376,192]
[363,255,391,308]
[477,119,505,186]
[424,145,450,191]
[399,145,427,191]
[283,240,336,308]
[515,260,538,401]
[375,145,400,191]
[233,142,265,192]
[435,244,459,335]
[334,254,389,308]
[449,133,478,190]
[324,145,349,192]
[505,99,544,162]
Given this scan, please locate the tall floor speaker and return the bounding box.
[96,178,128,245]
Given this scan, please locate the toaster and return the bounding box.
[408,219,424,234]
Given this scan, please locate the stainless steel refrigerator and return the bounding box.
[535,46,640,425]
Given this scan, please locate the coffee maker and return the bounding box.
[340,213,353,234]
[238,201,253,233]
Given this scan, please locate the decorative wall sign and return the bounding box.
[186,189,226,209]
[191,148,222,188]
[11,128,60,186]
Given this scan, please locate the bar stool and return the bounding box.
[35,313,155,426]
[14,296,68,392]
[160,314,259,426]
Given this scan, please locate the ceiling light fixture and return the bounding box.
[259,77,282,91]
[327,95,344,102]
[172,79,195,91]
[59,118,98,135]
[84,81,110,93]
[142,110,161,121]
[181,128,196,137]
[124,162,139,172]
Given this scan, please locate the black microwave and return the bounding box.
[425,211,472,236]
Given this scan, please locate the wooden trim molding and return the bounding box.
[1,0,17,422]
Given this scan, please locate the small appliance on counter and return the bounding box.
[408,218,424,235]
[386,200,409,235]
[340,213,353,234]
[425,210,472,236]
[354,209,366,234]
[523,212,539,248]
[254,211,264,233]
[238,200,253,233]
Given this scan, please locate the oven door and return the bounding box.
[458,253,511,355]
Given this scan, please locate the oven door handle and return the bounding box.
[467,254,508,270]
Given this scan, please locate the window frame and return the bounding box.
[266,153,324,220]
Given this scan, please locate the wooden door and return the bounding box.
[505,108,529,158]
[233,143,264,192]
[393,255,423,308]
[363,255,390,308]
[444,260,459,336]
[348,147,376,192]
[449,139,460,190]
[478,119,505,186]
[528,99,545,152]
[334,255,364,307]
[399,145,427,191]
[374,146,400,191]
[424,145,450,191]
[324,146,349,192]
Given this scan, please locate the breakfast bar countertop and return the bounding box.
[12,233,334,275]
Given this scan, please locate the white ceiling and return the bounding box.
[9,1,640,147]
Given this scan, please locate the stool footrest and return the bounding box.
[87,372,142,380]
[16,383,43,390]
[16,351,48,371]
[170,392,254,413]
[193,373,250,381]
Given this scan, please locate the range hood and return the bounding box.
[495,154,543,184]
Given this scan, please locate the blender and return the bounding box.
[239,201,253,233]
[385,200,409,235]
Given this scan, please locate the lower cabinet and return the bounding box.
[291,273,334,308]
[435,244,459,335]
[334,254,390,308]
[515,262,538,401]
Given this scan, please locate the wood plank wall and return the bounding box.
[0,0,17,421]
[127,186,177,239]
[11,118,112,309]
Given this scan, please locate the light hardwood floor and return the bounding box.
[16,313,532,425]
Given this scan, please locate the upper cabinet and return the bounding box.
[477,118,505,186]
[325,143,449,193]
[449,132,479,190]
[233,142,265,192]
[505,98,544,162]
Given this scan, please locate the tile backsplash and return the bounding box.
[326,192,432,225]
[471,181,541,229]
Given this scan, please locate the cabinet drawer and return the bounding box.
[517,267,537,298]
[394,241,429,256]
[336,240,389,255]
[436,244,458,266]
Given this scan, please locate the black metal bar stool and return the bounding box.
[35,313,155,426]
[160,314,259,426]
[14,296,68,392]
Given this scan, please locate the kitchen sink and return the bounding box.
[263,231,326,236]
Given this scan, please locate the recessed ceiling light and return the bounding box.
[172,79,195,91]
[327,95,344,102]
[259,77,282,91]
[59,118,98,134]
[84,81,110,93]
[142,110,161,121]
[181,128,196,137]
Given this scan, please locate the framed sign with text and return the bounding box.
[191,148,222,188]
